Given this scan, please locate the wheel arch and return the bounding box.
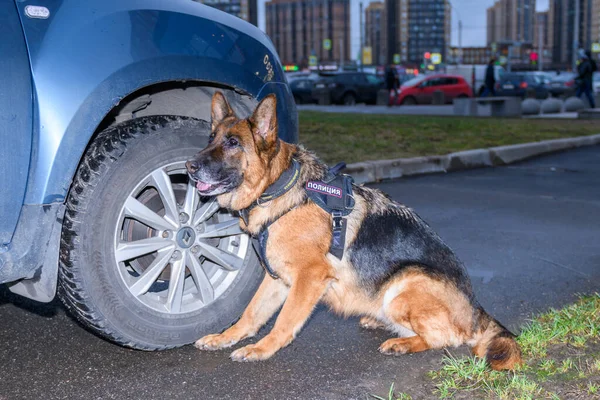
[6,81,250,300]
[19,2,288,206]
[341,90,358,104]
[401,95,417,105]
[28,78,258,206]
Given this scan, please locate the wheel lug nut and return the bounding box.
[179,212,189,224]
[172,250,182,260]
[196,225,204,233]
[191,245,200,254]
[162,231,171,238]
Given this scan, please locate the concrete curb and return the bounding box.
[345,134,600,184]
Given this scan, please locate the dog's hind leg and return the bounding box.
[230,264,333,362]
[195,275,289,351]
[379,336,430,354]
[378,273,473,356]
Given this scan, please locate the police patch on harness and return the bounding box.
[306,181,342,198]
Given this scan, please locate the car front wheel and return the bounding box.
[401,96,417,105]
[342,92,357,105]
[58,115,263,350]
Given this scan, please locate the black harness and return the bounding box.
[239,161,354,279]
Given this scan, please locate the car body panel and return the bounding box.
[15,0,292,206]
[0,2,33,245]
[396,74,472,105]
[496,73,549,99]
[1,0,297,295]
[312,72,383,105]
[290,78,317,104]
[548,72,577,97]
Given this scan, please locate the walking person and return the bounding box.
[386,66,399,106]
[481,57,497,97]
[576,49,596,108]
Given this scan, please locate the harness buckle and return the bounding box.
[332,210,343,229]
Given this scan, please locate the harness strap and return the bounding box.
[260,159,301,202]
[305,170,355,260]
[239,159,301,279]
[251,230,279,279]
[240,159,301,226]
[240,160,354,280]
[330,210,346,259]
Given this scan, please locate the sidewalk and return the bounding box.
[298,104,455,116]
[345,133,600,184]
[298,104,588,119]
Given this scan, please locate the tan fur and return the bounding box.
[471,311,523,370]
[359,316,386,330]
[192,92,522,370]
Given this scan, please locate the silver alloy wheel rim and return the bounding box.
[114,161,249,314]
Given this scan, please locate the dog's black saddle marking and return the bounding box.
[305,162,355,260]
[241,161,354,280]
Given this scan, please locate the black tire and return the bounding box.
[58,115,263,350]
[401,96,417,105]
[457,94,469,99]
[342,92,357,106]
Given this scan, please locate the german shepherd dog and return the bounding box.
[186,92,522,370]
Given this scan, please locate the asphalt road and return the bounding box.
[2,146,600,400]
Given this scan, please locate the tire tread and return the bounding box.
[58,115,205,351]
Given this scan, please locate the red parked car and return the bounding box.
[392,74,472,105]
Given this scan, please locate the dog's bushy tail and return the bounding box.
[471,307,522,371]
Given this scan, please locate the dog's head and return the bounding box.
[186,91,280,206]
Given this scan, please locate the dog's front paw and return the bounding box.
[230,344,276,362]
[378,338,411,355]
[195,333,239,351]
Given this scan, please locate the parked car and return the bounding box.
[593,72,600,93]
[286,71,319,82]
[446,64,505,95]
[496,73,549,99]
[290,78,318,104]
[0,0,297,350]
[548,72,578,97]
[312,72,384,105]
[394,74,473,105]
[527,71,555,85]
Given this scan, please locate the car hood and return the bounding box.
[181,1,279,61]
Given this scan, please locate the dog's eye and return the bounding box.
[208,132,216,143]
[226,137,239,147]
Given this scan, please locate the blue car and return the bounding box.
[496,72,550,99]
[0,0,297,349]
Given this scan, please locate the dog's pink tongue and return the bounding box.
[196,181,212,191]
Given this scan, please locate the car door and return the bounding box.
[436,77,454,102]
[365,74,383,103]
[416,78,440,104]
[298,79,313,103]
[291,79,311,103]
[353,73,371,103]
[446,77,463,101]
[0,2,33,245]
[531,75,548,98]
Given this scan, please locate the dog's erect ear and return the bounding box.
[211,91,234,131]
[250,94,277,147]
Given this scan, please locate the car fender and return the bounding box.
[17,0,287,205]
[4,0,297,300]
